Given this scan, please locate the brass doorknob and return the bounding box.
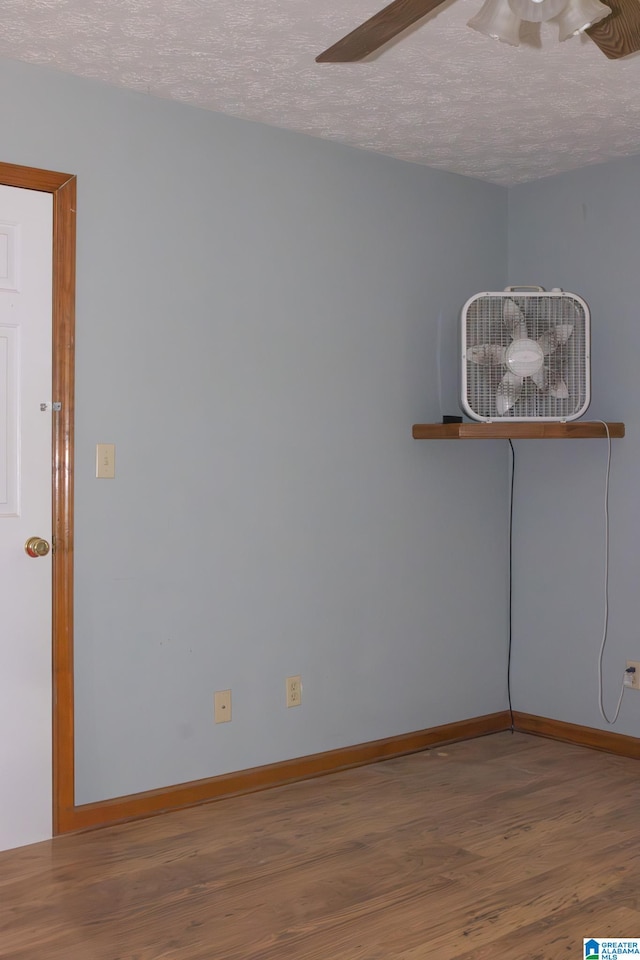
[25,537,50,558]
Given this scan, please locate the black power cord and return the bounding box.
[507,439,515,732]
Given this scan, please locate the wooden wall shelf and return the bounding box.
[412,422,625,440]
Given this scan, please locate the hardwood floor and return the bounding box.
[1,732,639,959]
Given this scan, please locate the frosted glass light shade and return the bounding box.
[509,0,567,21]
[468,0,522,44]
[555,0,611,37]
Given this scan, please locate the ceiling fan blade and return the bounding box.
[586,0,640,58]
[316,0,449,62]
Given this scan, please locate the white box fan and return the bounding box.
[461,286,591,422]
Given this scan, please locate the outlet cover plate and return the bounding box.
[214,689,232,722]
[286,675,302,707]
[626,661,640,691]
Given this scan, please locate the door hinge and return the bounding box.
[40,402,62,412]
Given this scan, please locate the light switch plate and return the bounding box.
[96,443,115,479]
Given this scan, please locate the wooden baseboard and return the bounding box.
[513,711,640,759]
[56,710,640,836]
[57,710,511,834]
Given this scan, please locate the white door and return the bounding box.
[0,185,53,852]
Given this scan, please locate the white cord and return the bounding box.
[596,420,626,725]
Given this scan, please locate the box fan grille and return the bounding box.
[461,288,590,422]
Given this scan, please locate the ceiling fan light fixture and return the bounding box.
[468,0,522,44]
[508,0,567,21]
[555,0,612,37]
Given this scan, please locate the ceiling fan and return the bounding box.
[316,0,640,60]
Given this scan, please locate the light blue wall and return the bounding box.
[508,157,640,735]
[1,57,510,803]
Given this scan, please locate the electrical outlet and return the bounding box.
[214,689,232,722]
[625,662,640,691]
[286,675,302,707]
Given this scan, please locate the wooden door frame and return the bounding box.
[0,162,76,835]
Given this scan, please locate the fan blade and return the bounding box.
[587,0,640,59]
[532,367,548,391]
[538,324,573,356]
[316,0,449,62]
[496,372,523,415]
[468,344,507,365]
[503,299,528,340]
[549,378,569,399]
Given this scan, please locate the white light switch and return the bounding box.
[96,443,115,479]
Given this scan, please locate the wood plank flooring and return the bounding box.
[1,731,639,959]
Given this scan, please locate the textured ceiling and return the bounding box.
[2,0,640,184]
